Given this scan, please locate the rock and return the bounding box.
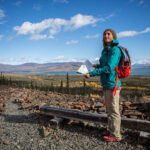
[39,126,51,137]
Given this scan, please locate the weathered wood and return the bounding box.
[40,105,107,124]
[40,105,150,132]
[121,117,150,132]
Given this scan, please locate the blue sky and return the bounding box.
[0,0,150,65]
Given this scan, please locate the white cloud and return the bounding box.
[117,27,150,38]
[139,0,144,5]
[0,34,3,40]
[13,1,22,7]
[129,0,145,6]
[85,34,99,39]
[50,55,65,62]
[41,57,85,63]
[66,40,79,45]
[53,0,69,4]
[0,56,86,65]
[14,18,67,35]
[14,14,99,40]
[132,58,150,65]
[0,9,6,25]
[104,13,115,20]
[141,27,150,33]
[0,20,6,24]
[33,4,42,11]
[67,14,99,30]
[42,56,85,63]
[0,34,4,40]
[0,9,5,19]
[118,31,138,38]
[30,34,53,40]
[0,57,29,65]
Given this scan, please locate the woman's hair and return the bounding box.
[103,29,117,47]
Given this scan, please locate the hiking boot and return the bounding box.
[103,135,121,142]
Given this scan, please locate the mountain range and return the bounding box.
[0,62,82,73]
[0,61,149,74]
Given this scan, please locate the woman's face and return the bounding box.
[104,30,113,44]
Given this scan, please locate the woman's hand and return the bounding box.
[84,73,90,78]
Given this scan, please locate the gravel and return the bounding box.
[0,86,149,150]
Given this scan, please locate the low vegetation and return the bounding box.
[0,72,150,103]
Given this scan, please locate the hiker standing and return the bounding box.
[85,29,122,142]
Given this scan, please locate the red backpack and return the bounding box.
[115,46,131,78]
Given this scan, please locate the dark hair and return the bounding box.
[103,29,117,47]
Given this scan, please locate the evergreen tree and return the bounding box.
[60,80,63,93]
[66,72,69,93]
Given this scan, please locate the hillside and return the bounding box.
[0,62,149,75]
[0,62,82,73]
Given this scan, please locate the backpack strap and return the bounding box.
[118,46,131,64]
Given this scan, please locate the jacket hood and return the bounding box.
[104,39,119,51]
[111,39,119,46]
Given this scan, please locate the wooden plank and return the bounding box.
[40,105,150,132]
[40,105,107,124]
[121,117,150,132]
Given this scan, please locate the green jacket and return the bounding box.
[89,39,121,89]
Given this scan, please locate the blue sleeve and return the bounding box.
[89,47,121,76]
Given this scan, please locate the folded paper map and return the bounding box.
[77,60,93,74]
[77,64,89,74]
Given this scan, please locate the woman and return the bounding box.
[85,29,122,142]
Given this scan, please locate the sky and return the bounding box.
[0,0,150,65]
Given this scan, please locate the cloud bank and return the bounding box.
[117,27,150,38]
[14,14,100,40]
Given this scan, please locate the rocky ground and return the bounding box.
[0,86,149,150]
